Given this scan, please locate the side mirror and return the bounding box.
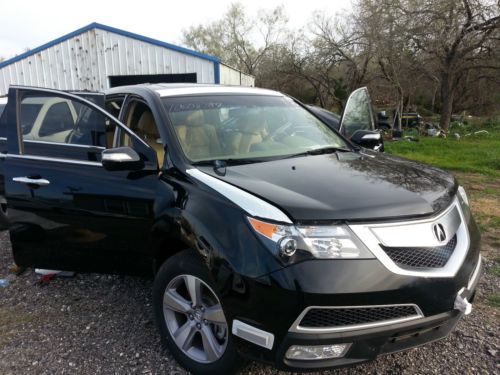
[350,130,384,152]
[101,147,144,171]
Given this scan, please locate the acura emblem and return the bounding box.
[433,223,447,242]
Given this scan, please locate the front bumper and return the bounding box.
[279,310,462,371]
[226,216,482,371]
[278,255,482,371]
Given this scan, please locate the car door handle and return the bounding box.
[13,176,51,187]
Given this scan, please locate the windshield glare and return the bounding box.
[162,95,348,162]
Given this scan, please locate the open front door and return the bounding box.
[340,87,383,151]
[0,86,161,275]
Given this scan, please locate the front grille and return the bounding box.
[299,305,420,329]
[381,235,457,269]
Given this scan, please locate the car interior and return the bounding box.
[123,100,164,166]
[167,104,341,162]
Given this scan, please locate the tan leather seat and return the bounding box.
[137,110,164,166]
[175,111,221,160]
[226,113,268,155]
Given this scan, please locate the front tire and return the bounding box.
[153,251,241,375]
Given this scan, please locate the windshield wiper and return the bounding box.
[192,158,268,167]
[284,146,352,159]
[192,158,271,176]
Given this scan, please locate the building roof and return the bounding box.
[0,22,219,70]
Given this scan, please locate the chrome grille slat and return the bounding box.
[300,306,419,328]
[381,235,457,269]
[289,304,424,333]
[348,198,470,278]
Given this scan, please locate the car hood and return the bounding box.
[197,152,457,222]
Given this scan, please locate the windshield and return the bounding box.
[162,95,349,162]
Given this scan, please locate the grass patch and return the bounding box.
[385,128,500,177]
[489,265,500,278]
[487,294,500,308]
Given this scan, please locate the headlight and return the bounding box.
[247,217,374,260]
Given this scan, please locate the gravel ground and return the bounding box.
[0,230,498,375]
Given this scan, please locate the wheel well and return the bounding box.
[153,237,190,274]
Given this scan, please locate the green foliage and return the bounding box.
[490,264,500,278]
[385,126,500,177]
[487,294,500,308]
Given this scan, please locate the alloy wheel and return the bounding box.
[162,274,228,363]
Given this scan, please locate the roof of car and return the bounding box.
[154,84,283,97]
[106,83,284,98]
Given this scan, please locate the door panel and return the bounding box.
[6,156,157,274]
[1,87,165,275]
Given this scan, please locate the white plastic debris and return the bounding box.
[35,269,75,277]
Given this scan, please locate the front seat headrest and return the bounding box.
[137,111,158,137]
[185,110,205,127]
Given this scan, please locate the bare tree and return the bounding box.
[180,1,499,120]
[401,0,500,130]
[182,2,288,76]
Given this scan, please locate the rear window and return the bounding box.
[20,102,44,135]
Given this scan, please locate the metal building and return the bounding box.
[0,22,255,95]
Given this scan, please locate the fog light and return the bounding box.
[285,343,351,360]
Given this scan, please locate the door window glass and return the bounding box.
[20,95,107,147]
[341,88,374,138]
[120,100,163,165]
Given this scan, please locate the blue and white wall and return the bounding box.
[0,23,225,95]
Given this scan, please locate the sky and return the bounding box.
[0,0,352,59]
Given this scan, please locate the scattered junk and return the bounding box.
[424,122,445,137]
[35,269,76,285]
[376,111,391,131]
[9,265,26,276]
[0,279,9,288]
[465,130,489,137]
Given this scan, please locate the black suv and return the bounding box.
[0,84,481,374]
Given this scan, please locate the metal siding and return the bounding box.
[0,28,219,95]
[220,64,255,87]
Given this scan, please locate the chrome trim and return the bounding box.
[24,139,105,149]
[367,202,461,248]
[349,197,470,278]
[156,86,283,98]
[13,176,50,186]
[361,133,381,141]
[289,304,424,334]
[186,168,292,224]
[1,153,102,167]
[467,255,482,291]
[232,320,274,350]
[102,152,133,162]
